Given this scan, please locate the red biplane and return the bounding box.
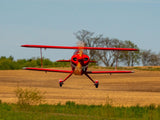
[21,42,138,88]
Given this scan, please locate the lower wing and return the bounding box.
[23,67,72,73]
[87,70,134,74]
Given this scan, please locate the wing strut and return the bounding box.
[115,51,119,70]
[40,48,43,68]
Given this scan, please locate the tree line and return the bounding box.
[0,56,70,70]
[74,30,160,67]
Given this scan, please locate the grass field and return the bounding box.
[0,67,160,119]
[0,101,160,120]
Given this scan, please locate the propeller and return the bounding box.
[73,41,85,75]
[77,41,85,57]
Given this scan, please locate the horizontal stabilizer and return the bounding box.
[89,60,97,63]
[56,60,97,63]
[56,60,71,62]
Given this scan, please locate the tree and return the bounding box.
[141,50,160,66]
[0,56,17,70]
[74,30,140,67]
[94,38,124,67]
[119,40,140,66]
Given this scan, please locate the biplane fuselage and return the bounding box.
[71,50,89,75]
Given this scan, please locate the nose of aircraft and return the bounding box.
[74,61,82,75]
[78,57,83,62]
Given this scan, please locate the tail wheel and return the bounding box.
[59,79,63,87]
[94,80,99,88]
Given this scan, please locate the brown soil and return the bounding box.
[0,68,160,106]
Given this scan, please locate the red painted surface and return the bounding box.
[56,60,71,62]
[21,45,139,51]
[87,70,134,74]
[24,67,72,73]
[56,60,97,63]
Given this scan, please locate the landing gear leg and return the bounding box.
[85,73,99,88]
[59,72,73,87]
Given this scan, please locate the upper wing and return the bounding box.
[21,45,139,51]
[87,70,134,74]
[23,67,72,73]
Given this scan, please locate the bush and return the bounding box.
[65,101,76,106]
[15,87,45,107]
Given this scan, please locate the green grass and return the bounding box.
[0,101,160,120]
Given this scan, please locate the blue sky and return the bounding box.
[0,0,160,61]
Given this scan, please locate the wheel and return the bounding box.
[59,82,63,87]
[94,80,99,88]
[95,83,98,88]
[59,79,63,87]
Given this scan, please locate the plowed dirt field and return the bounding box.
[0,68,160,106]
